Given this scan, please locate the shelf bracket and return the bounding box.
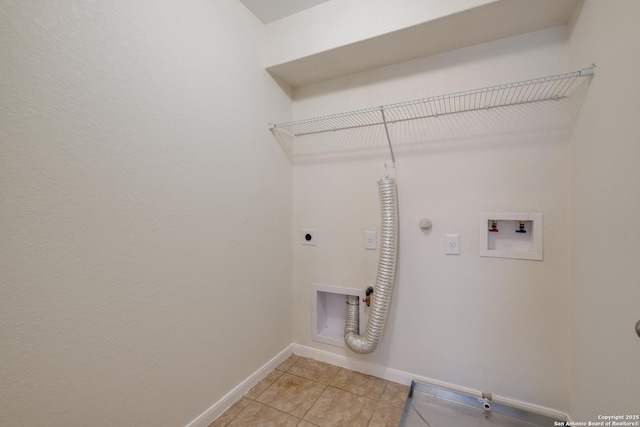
[579,64,597,76]
[380,107,396,167]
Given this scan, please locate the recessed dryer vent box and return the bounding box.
[312,284,365,348]
[480,212,543,261]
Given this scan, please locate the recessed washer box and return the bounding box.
[480,212,543,261]
[312,284,366,348]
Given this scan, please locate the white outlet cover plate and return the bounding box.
[446,234,460,255]
[302,229,316,245]
[365,231,377,250]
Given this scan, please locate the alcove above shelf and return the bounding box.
[268,65,595,137]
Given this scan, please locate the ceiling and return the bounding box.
[238,0,581,87]
[263,0,581,87]
[239,0,329,24]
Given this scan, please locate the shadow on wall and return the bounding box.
[271,95,578,165]
[291,26,570,102]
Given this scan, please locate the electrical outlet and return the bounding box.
[446,234,460,255]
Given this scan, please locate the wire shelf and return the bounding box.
[268,65,595,137]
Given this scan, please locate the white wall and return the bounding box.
[264,0,494,67]
[0,1,292,426]
[567,0,640,420]
[292,27,573,412]
[262,0,579,88]
[4,1,637,424]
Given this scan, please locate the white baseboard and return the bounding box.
[186,342,569,426]
[185,344,294,427]
[291,343,569,422]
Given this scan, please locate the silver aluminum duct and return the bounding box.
[345,176,398,354]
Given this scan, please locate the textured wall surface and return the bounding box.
[567,0,640,420]
[291,27,573,412]
[264,0,493,65]
[3,1,638,425]
[0,1,292,426]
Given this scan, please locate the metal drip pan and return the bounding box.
[400,381,563,427]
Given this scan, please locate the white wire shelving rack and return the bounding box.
[268,65,596,145]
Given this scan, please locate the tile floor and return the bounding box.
[209,354,410,427]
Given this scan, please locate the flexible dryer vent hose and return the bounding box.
[345,176,398,354]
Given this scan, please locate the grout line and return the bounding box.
[299,382,327,422]
[298,417,321,427]
[252,401,303,424]
[212,397,251,427]
[215,354,408,427]
[192,345,296,427]
[250,359,331,423]
[327,365,341,384]
[253,400,299,419]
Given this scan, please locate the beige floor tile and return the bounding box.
[379,382,410,408]
[303,386,377,427]
[227,401,300,427]
[211,359,409,427]
[288,357,340,384]
[246,370,284,400]
[208,397,252,427]
[256,373,326,418]
[368,402,404,427]
[276,354,301,372]
[329,369,387,400]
